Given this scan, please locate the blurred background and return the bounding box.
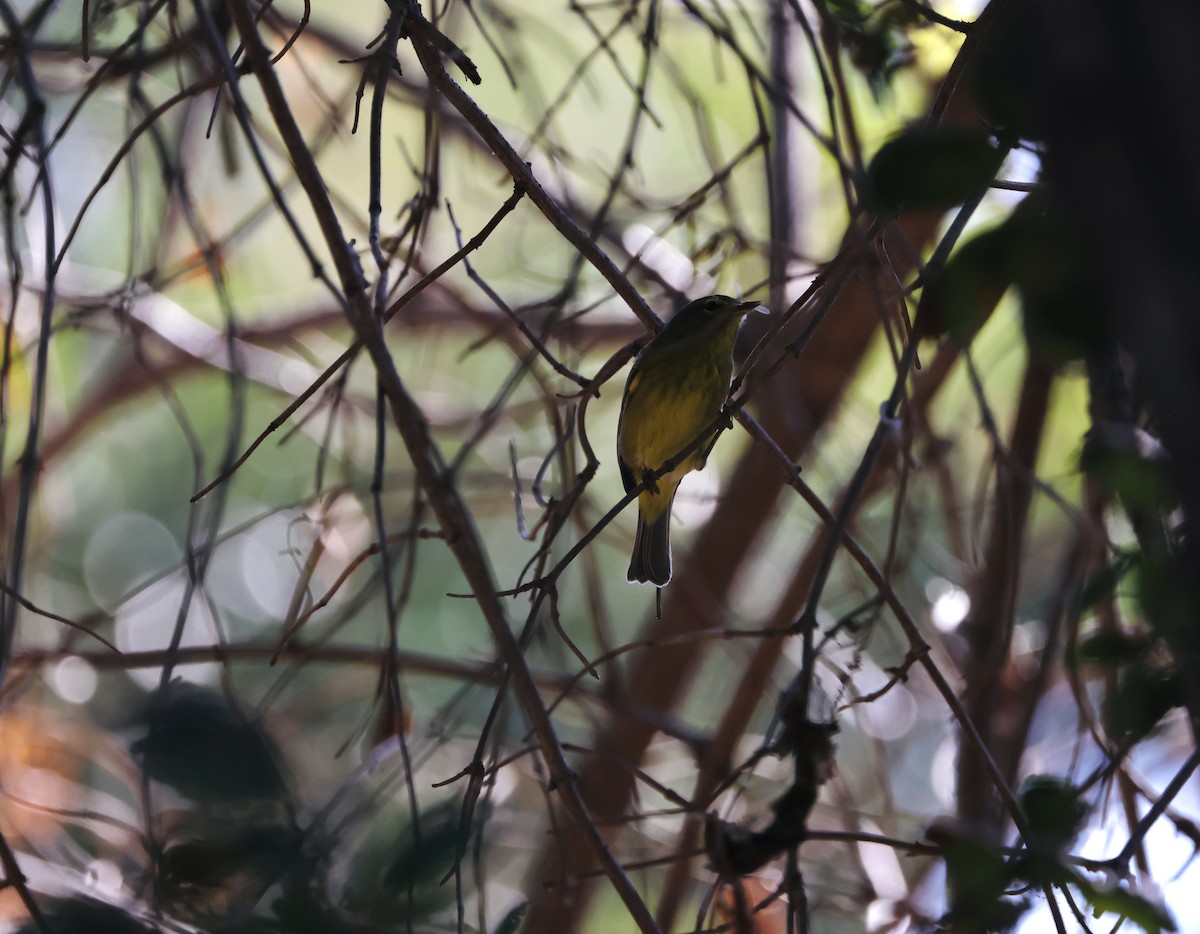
[1,0,1198,931]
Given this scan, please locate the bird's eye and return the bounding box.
[704,299,719,311]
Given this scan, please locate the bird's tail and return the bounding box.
[628,499,674,586]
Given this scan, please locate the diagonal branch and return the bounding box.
[224,3,661,930]
[403,11,658,330]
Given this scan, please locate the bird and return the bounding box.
[617,294,764,586]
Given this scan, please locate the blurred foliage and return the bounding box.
[820,0,920,97]
[131,683,290,804]
[934,778,1176,934]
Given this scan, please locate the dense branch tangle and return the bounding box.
[0,2,1193,934]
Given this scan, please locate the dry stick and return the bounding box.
[790,341,919,721]
[997,529,1088,793]
[501,287,857,602]
[225,6,661,931]
[504,340,639,592]
[751,359,1074,916]
[785,0,851,217]
[675,0,845,172]
[446,202,589,389]
[50,69,240,272]
[896,0,975,32]
[524,232,892,931]
[272,528,445,663]
[526,4,644,151]
[404,12,658,330]
[549,1,1020,920]
[924,0,1007,129]
[558,0,658,295]
[0,306,344,509]
[734,410,1028,835]
[565,829,945,887]
[956,358,1054,830]
[362,20,429,919]
[190,183,526,501]
[1109,749,1200,873]
[490,407,729,599]
[0,581,119,653]
[0,0,60,704]
[9,640,577,689]
[50,0,174,158]
[285,11,687,307]
[0,31,80,922]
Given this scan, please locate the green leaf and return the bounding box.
[1019,776,1087,850]
[1134,548,1193,650]
[130,682,288,803]
[916,222,1016,340]
[1079,881,1177,933]
[1081,431,1177,515]
[929,825,1028,930]
[343,800,474,926]
[866,126,1004,214]
[381,810,468,894]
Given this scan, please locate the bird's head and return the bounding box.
[669,294,767,336]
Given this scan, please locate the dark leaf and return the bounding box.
[162,823,300,891]
[927,824,1028,930]
[381,810,468,893]
[343,800,471,925]
[1075,628,1150,667]
[1081,429,1177,515]
[1135,548,1193,650]
[865,125,1004,214]
[130,682,288,803]
[1019,775,1087,851]
[967,0,1053,140]
[1104,664,1185,742]
[1009,200,1107,364]
[916,222,1016,341]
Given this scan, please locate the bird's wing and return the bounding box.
[616,355,647,494]
[617,370,639,494]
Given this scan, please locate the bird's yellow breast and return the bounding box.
[617,326,735,483]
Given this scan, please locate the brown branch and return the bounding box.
[190,181,527,502]
[226,4,662,930]
[955,357,1053,829]
[524,0,1016,920]
[404,14,657,330]
[6,640,551,683]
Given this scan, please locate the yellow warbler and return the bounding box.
[617,294,763,585]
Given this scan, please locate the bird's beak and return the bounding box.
[739,300,769,315]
